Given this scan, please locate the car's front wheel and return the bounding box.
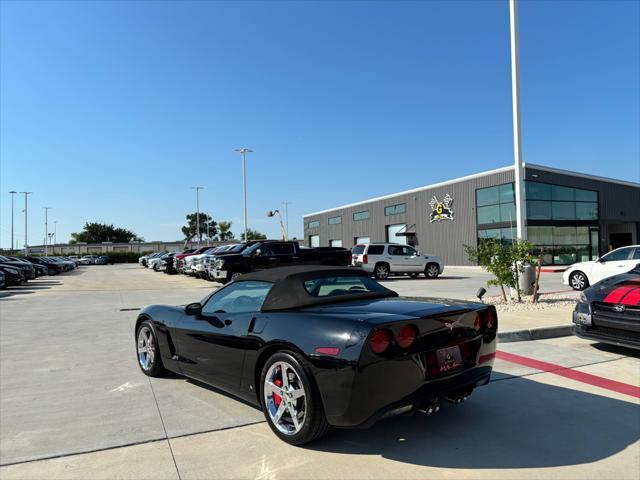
[425,263,440,279]
[260,351,330,445]
[136,320,165,377]
[569,271,589,291]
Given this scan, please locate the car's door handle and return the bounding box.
[224,319,232,326]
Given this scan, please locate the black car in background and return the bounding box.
[7,257,48,277]
[0,255,35,280]
[135,266,497,445]
[0,264,24,286]
[573,263,640,350]
[0,271,6,289]
[24,256,63,275]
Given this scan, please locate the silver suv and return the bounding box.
[351,243,444,280]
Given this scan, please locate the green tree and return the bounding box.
[465,238,535,302]
[69,222,142,244]
[181,213,218,243]
[240,228,267,241]
[217,221,235,241]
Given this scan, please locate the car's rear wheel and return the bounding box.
[569,271,589,291]
[136,320,165,377]
[425,263,440,279]
[374,263,390,280]
[260,351,330,445]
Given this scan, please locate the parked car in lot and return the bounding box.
[174,247,208,274]
[47,257,75,272]
[0,255,36,280]
[0,271,5,289]
[0,264,25,286]
[7,257,48,277]
[79,255,98,265]
[95,255,109,265]
[134,266,497,445]
[351,243,444,280]
[573,262,640,350]
[564,245,640,291]
[24,256,63,275]
[209,240,352,284]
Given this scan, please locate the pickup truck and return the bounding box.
[209,240,352,284]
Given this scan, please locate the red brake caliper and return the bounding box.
[273,379,282,406]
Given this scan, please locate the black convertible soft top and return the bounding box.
[236,266,398,311]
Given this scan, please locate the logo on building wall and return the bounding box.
[429,194,454,222]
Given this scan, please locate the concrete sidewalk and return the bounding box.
[497,306,575,342]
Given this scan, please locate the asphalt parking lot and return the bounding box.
[0,265,638,479]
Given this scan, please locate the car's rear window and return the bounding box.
[352,245,365,255]
[367,245,385,255]
[303,276,388,297]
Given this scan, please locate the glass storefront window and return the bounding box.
[552,185,575,201]
[500,203,517,224]
[328,216,342,225]
[527,201,552,220]
[575,202,598,220]
[499,183,515,203]
[353,211,369,221]
[575,189,598,202]
[528,226,553,245]
[526,226,597,265]
[477,187,500,207]
[552,201,575,220]
[554,226,577,245]
[477,205,500,224]
[308,220,320,229]
[476,183,516,225]
[526,182,551,200]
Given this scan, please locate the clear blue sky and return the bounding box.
[1,0,638,248]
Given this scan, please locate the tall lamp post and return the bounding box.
[54,220,57,245]
[43,207,52,255]
[234,148,253,241]
[509,0,526,240]
[9,191,17,252]
[191,186,203,248]
[282,201,291,240]
[19,192,33,253]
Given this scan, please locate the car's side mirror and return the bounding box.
[596,257,604,263]
[185,302,202,316]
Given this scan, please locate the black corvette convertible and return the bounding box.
[573,263,640,350]
[135,266,497,444]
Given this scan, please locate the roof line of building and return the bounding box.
[303,163,640,218]
[302,165,514,217]
[524,163,640,188]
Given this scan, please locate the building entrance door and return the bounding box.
[610,232,632,251]
[589,227,600,260]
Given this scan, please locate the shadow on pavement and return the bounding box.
[308,376,639,469]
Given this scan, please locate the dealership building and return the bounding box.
[303,163,640,266]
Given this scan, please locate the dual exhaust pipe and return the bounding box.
[417,393,470,415]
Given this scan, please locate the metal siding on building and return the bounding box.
[304,169,515,266]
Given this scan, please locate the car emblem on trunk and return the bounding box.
[444,321,456,330]
[614,304,626,313]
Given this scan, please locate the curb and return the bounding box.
[498,325,575,343]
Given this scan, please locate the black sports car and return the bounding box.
[135,266,497,444]
[573,263,640,350]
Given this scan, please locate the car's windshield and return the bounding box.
[242,243,263,254]
[303,276,388,297]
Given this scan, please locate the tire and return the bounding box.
[374,263,390,280]
[425,263,440,279]
[569,271,589,291]
[228,270,244,283]
[136,320,166,377]
[260,351,330,445]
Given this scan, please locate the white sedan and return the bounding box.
[563,244,640,290]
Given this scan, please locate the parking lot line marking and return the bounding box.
[496,350,640,399]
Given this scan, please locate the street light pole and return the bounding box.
[510,0,526,240]
[19,192,32,254]
[43,207,51,255]
[54,220,57,245]
[282,201,291,239]
[235,148,253,241]
[9,191,17,252]
[191,186,203,248]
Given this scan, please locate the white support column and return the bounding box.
[510,0,527,240]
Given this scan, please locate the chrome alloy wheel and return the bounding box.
[230,271,243,281]
[263,361,307,436]
[427,264,439,278]
[375,265,389,279]
[137,326,155,371]
[570,272,587,290]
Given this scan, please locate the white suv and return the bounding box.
[563,245,640,290]
[351,243,444,280]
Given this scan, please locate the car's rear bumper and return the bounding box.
[322,340,496,428]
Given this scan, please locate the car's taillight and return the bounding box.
[474,314,483,332]
[397,325,418,349]
[363,254,368,264]
[486,309,495,330]
[369,329,391,354]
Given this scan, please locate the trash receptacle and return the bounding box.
[516,263,536,296]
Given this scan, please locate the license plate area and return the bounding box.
[436,345,463,373]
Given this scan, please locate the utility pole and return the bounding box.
[54,220,57,245]
[206,214,211,246]
[19,192,32,253]
[43,207,52,255]
[191,186,203,248]
[282,201,291,239]
[234,148,253,241]
[9,191,17,252]
[510,0,526,240]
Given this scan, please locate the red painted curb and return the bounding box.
[496,350,640,399]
